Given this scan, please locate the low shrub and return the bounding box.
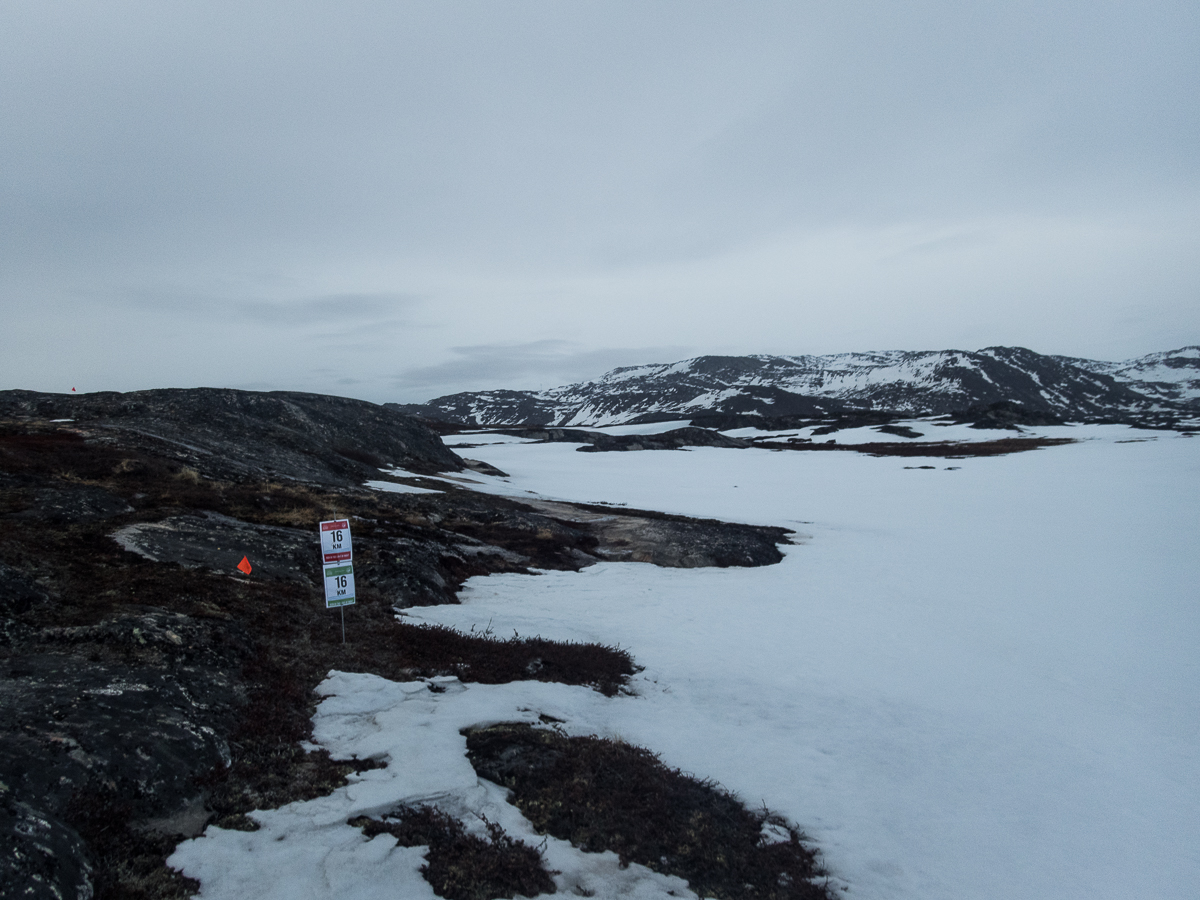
[465,724,831,900]
[349,805,556,900]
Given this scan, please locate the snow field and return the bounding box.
[405,432,1200,899]
[171,429,1200,900]
[170,674,698,899]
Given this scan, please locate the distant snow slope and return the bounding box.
[393,346,1199,426]
[1054,346,1200,406]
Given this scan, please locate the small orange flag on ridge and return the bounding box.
[237,556,252,575]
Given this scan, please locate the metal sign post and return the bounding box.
[319,519,355,643]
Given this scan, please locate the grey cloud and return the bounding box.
[1,2,1196,399]
[8,1,1192,273]
[78,289,418,327]
[243,294,418,326]
[392,341,694,398]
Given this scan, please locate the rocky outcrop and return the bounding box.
[0,796,93,900]
[499,426,750,452]
[522,500,790,568]
[0,612,249,900]
[388,389,568,428]
[0,388,464,485]
[948,400,1066,430]
[113,512,316,582]
[0,613,248,820]
[0,563,47,618]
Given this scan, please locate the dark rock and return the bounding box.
[0,609,248,897]
[576,427,750,452]
[112,512,316,582]
[0,563,47,617]
[0,388,464,485]
[0,796,93,900]
[108,507,542,608]
[808,413,899,436]
[873,424,924,439]
[754,435,1076,458]
[949,400,1066,430]
[523,500,791,568]
[13,484,133,524]
[495,426,749,452]
[687,412,824,431]
[460,458,509,477]
[0,612,248,827]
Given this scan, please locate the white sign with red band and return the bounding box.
[323,563,356,608]
[319,519,352,563]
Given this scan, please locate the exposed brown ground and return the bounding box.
[753,435,1077,457]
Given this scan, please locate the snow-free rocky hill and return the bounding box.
[392,346,1200,427]
[0,387,466,484]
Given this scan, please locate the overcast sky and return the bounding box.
[1,1,1196,403]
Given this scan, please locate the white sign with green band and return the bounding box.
[323,563,356,608]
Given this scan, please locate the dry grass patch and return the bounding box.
[65,789,200,900]
[391,623,636,696]
[349,806,557,900]
[466,724,832,900]
[754,435,1076,457]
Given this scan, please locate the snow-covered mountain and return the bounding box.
[1054,346,1200,407]
[392,346,1199,427]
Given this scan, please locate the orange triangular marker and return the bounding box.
[236,556,252,574]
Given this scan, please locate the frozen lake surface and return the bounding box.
[173,427,1200,900]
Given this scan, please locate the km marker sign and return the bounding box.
[319,519,355,641]
[322,563,355,608]
[320,519,353,565]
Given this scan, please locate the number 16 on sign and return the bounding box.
[323,562,355,644]
[323,564,355,608]
[319,518,355,643]
[320,519,353,563]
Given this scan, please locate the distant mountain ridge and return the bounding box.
[391,346,1200,427]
